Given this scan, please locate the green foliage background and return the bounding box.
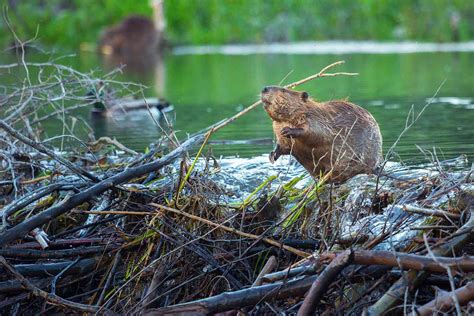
[2,0,474,49]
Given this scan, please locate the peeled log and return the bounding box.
[417,282,474,316]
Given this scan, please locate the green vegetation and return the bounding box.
[1,0,474,49]
[165,0,474,44]
[2,0,151,48]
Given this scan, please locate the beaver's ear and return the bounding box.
[301,91,309,102]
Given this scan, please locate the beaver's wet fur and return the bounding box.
[99,16,159,57]
[261,86,382,182]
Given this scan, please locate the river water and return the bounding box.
[2,42,474,163]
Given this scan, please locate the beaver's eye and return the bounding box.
[301,92,309,101]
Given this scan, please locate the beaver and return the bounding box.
[99,16,160,57]
[261,86,382,182]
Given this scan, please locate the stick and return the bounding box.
[151,203,311,258]
[237,256,278,315]
[0,256,100,313]
[10,258,97,277]
[410,225,456,230]
[144,247,474,315]
[0,119,100,182]
[0,293,30,309]
[0,245,115,259]
[0,134,204,247]
[319,250,474,274]
[253,256,278,287]
[10,237,111,249]
[402,204,460,220]
[261,264,317,284]
[1,183,74,227]
[417,281,474,316]
[96,250,121,306]
[145,273,318,315]
[368,210,474,315]
[88,136,139,156]
[297,250,353,315]
[0,277,52,295]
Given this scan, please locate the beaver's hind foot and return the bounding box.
[269,144,286,163]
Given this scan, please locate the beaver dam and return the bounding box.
[0,61,473,315]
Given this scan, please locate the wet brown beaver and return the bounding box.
[261,86,382,182]
[99,16,160,57]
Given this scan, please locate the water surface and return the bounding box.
[1,43,473,162]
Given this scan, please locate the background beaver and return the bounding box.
[99,16,160,56]
[261,86,382,182]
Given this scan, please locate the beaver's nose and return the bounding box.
[262,86,270,94]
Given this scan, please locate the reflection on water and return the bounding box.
[2,43,473,162]
[100,51,166,97]
[173,41,474,55]
[89,106,175,146]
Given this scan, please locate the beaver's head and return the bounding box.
[261,86,309,122]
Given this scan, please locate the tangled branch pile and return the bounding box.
[0,60,473,315]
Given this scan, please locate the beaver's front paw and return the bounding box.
[281,127,304,138]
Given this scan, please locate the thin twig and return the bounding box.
[151,203,311,258]
[0,119,99,182]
